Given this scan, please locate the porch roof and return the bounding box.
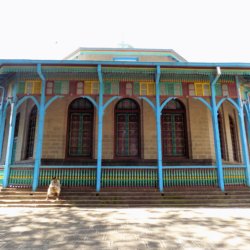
[1,59,250,83]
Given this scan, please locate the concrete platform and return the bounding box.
[0,207,250,249]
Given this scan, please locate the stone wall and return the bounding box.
[1,96,245,164]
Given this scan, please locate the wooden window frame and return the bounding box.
[114,98,141,159]
[46,81,54,95]
[76,81,84,95]
[194,82,211,96]
[119,82,134,96]
[66,98,94,159]
[188,83,195,96]
[222,84,229,97]
[161,99,188,159]
[139,82,155,96]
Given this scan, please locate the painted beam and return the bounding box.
[216,97,240,113]
[139,96,156,112]
[80,96,98,110]
[210,67,225,191]
[103,96,120,112]
[96,64,104,192]
[236,76,250,186]
[45,95,63,111]
[32,64,46,191]
[193,97,212,113]
[3,59,250,69]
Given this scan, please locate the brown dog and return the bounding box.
[46,177,61,200]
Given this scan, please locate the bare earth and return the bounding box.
[0,207,250,250]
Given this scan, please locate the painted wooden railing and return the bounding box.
[223,166,246,185]
[163,167,218,187]
[0,165,4,186]
[9,166,33,187]
[101,167,158,188]
[39,167,96,187]
[4,165,248,189]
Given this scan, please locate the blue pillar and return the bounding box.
[3,83,17,188]
[0,105,8,161]
[210,69,225,191]
[96,64,104,192]
[0,106,3,160]
[32,64,46,191]
[155,65,164,192]
[236,77,250,185]
[244,103,250,146]
[0,88,7,161]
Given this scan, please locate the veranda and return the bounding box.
[0,61,249,192]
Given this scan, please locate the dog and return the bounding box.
[46,177,61,200]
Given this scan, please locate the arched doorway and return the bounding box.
[161,99,187,158]
[115,98,140,158]
[26,106,37,159]
[67,98,94,157]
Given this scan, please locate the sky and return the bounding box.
[0,0,250,62]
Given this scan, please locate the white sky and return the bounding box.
[0,0,250,62]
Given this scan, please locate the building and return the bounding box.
[0,48,250,192]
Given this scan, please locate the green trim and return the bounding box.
[79,50,182,62]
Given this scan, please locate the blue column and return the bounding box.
[0,105,9,161]
[244,103,250,147]
[155,65,164,192]
[0,88,6,161]
[96,64,104,192]
[0,106,3,160]
[210,71,225,191]
[3,83,17,188]
[236,77,250,185]
[32,64,46,191]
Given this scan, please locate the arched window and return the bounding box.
[161,99,187,157]
[229,115,240,162]
[115,98,140,157]
[26,106,37,159]
[67,98,94,157]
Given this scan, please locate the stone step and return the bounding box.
[1,203,250,208]
[1,197,250,204]
[1,188,250,208]
[1,190,250,196]
[1,194,250,201]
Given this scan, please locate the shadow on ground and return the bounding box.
[0,207,250,249]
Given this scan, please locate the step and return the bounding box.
[1,203,250,208]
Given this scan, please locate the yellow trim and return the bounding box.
[139,82,155,95]
[194,82,210,96]
[84,81,99,94]
[24,80,42,94]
